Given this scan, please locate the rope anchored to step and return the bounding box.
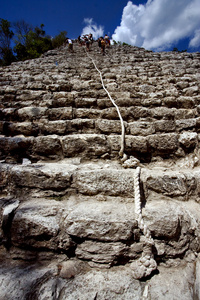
[84,49,156,279]
[132,166,157,279]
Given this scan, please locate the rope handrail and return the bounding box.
[133,166,157,279]
[84,46,157,279]
[84,49,125,158]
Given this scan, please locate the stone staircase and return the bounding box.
[0,41,200,299]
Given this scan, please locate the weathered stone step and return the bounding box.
[0,258,198,300]
[1,161,136,198]
[1,130,199,163]
[1,103,199,126]
[0,195,199,266]
[1,160,200,203]
[1,117,198,138]
[1,130,191,163]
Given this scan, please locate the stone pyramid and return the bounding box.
[0,41,200,299]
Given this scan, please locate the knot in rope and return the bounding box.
[132,167,157,279]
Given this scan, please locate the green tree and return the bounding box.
[172,47,187,53]
[14,24,52,60]
[52,31,67,48]
[0,19,15,65]
[13,20,33,46]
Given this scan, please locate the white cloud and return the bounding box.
[112,0,200,51]
[81,18,104,39]
[189,29,200,48]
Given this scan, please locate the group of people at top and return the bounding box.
[66,34,110,55]
[77,33,94,51]
[98,34,110,55]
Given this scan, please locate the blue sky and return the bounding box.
[1,0,200,52]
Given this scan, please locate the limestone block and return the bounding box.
[0,265,53,300]
[141,97,162,106]
[96,119,122,133]
[71,119,95,132]
[17,107,47,121]
[53,91,74,100]
[103,73,117,80]
[0,108,17,121]
[65,201,137,241]
[110,91,131,100]
[0,163,8,188]
[55,268,142,300]
[51,74,68,81]
[16,90,45,101]
[176,81,189,89]
[163,96,177,108]
[76,241,128,265]
[75,108,101,119]
[47,107,73,120]
[97,98,113,108]
[10,163,75,190]
[125,135,148,153]
[147,133,178,154]
[143,202,184,239]
[179,132,198,149]
[4,86,16,93]
[32,135,62,159]
[177,96,195,108]
[100,107,119,120]
[62,134,109,158]
[104,82,118,91]
[39,120,68,135]
[145,172,196,198]
[164,87,179,97]
[73,168,135,196]
[174,108,196,119]
[75,97,97,108]
[48,84,61,91]
[107,135,121,152]
[0,164,9,188]
[183,86,199,96]
[6,122,39,136]
[115,97,139,107]
[149,262,195,300]
[139,84,155,93]
[70,79,93,91]
[176,119,196,131]
[128,106,150,120]
[154,120,176,132]
[26,82,45,90]
[0,136,33,161]
[129,121,155,136]
[150,107,175,119]
[11,199,73,251]
[52,96,74,107]
[56,81,72,92]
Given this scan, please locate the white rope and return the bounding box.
[84,47,156,279]
[84,49,125,158]
[132,166,157,279]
